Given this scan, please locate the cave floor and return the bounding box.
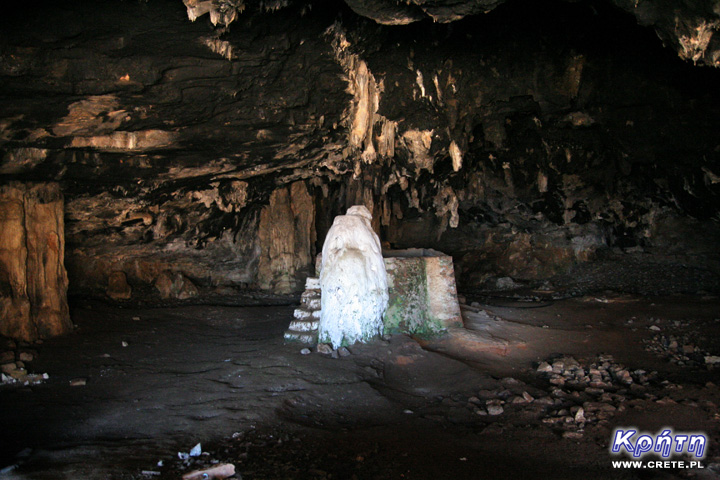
[1,295,719,480]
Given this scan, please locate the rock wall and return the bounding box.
[0,183,71,341]
[257,181,316,294]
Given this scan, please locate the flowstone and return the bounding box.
[318,206,388,348]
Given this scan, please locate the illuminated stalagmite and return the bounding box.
[0,183,72,341]
[318,206,388,348]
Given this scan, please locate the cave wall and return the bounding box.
[0,0,719,301]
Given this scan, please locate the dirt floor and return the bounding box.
[1,293,719,479]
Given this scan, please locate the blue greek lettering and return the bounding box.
[633,435,653,458]
[654,430,672,458]
[675,434,688,452]
[688,435,706,458]
[612,429,636,454]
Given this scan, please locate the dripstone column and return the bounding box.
[0,183,72,341]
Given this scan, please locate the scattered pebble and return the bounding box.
[300,348,311,355]
[316,344,333,355]
[18,352,34,362]
[487,405,504,416]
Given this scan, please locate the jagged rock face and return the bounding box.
[0,183,72,340]
[0,0,719,300]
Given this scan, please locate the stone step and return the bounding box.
[294,308,321,320]
[288,319,319,332]
[301,290,320,302]
[284,329,318,345]
[303,297,321,310]
[305,277,320,290]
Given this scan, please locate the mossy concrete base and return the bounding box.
[383,249,462,337]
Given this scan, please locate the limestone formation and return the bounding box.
[155,271,199,300]
[107,271,132,301]
[0,183,72,341]
[318,206,388,348]
[257,181,315,294]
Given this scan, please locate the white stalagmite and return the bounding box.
[318,205,388,349]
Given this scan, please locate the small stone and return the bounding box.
[500,377,521,385]
[300,348,311,355]
[536,362,552,373]
[468,396,482,405]
[563,431,584,439]
[18,352,34,363]
[121,341,128,347]
[477,389,497,400]
[316,344,333,355]
[1,363,16,375]
[522,391,534,403]
[337,347,351,357]
[574,407,585,423]
[549,376,565,386]
[682,345,695,354]
[9,368,27,380]
[487,405,504,415]
[132,316,141,321]
[705,356,720,365]
[107,271,132,300]
[649,325,661,331]
[496,389,513,399]
[15,361,24,369]
[0,352,14,363]
[70,378,87,386]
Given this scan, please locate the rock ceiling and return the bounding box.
[186,0,720,66]
[0,0,719,296]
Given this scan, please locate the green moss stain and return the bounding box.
[383,258,445,338]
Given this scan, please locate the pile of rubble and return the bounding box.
[0,338,48,386]
[457,354,672,439]
[532,354,660,437]
[641,324,720,369]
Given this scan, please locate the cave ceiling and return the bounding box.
[1,0,719,296]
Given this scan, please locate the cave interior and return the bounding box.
[1,0,720,478]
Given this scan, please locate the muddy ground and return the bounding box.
[1,292,719,479]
